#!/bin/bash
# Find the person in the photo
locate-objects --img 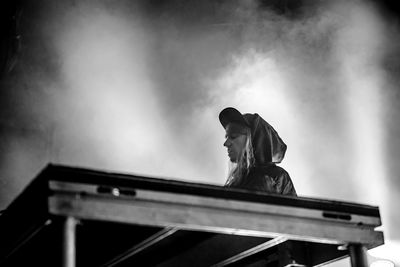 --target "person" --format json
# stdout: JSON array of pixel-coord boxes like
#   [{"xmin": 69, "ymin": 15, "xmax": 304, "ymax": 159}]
[{"xmin": 219, "ymin": 107, "xmax": 297, "ymax": 196}]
